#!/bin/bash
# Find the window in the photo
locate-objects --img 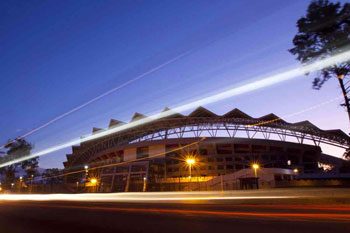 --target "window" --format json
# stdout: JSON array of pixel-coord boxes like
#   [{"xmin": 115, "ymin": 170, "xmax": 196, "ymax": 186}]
[
  {"xmin": 199, "ymin": 148, "xmax": 208, "ymax": 155},
  {"xmin": 131, "ymin": 165, "xmax": 146, "ymax": 172},
  {"xmin": 115, "ymin": 166, "xmax": 129, "ymax": 173},
  {"xmin": 167, "ymin": 168, "xmax": 179, "ymax": 172},
  {"xmin": 234, "ymin": 144, "xmax": 250, "ymax": 153},
  {"xmin": 102, "ymin": 167, "xmax": 114, "ymax": 174},
  {"xmin": 115, "ymin": 150, "xmax": 124, "ymax": 162},
  {"xmin": 261, "ymin": 154, "xmax": 269, "ymax": 160},
  {"xmin": 270, "ymin": 146, "xmax": 283, "ymax": 152},
  {"xmin": 165, "ymin": 144, "xmax": 181, "ymax": 157},
  {"xmin": 207, "ymin": 158, "xmax": 214, "ymax": 162},
  {"xmin": 274, "ymin": 175, "xmax": 282, "ymax": 181},
  {"xmin": 216, "ymin": 143, "xmax": 233, "ymax": 154},
  {"xmin": 137, "ymin": 147, "xmax": 149, "ymax": 159},
  {"xmin": 252, "ymin": 145, "xmax": 266, "ymax": 153}
]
